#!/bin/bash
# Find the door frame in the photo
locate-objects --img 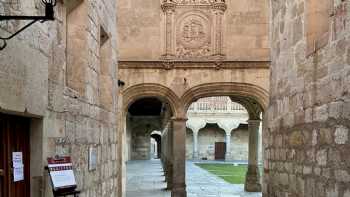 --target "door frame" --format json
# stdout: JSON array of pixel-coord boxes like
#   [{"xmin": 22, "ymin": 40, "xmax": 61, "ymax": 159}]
[
  {"xmin": 0, "ymin": 113, "xmax": 31, "ymax": 197},
  {"xmin": 214, "ymin": 142, "xmax": 226, "ymax": 160}
]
